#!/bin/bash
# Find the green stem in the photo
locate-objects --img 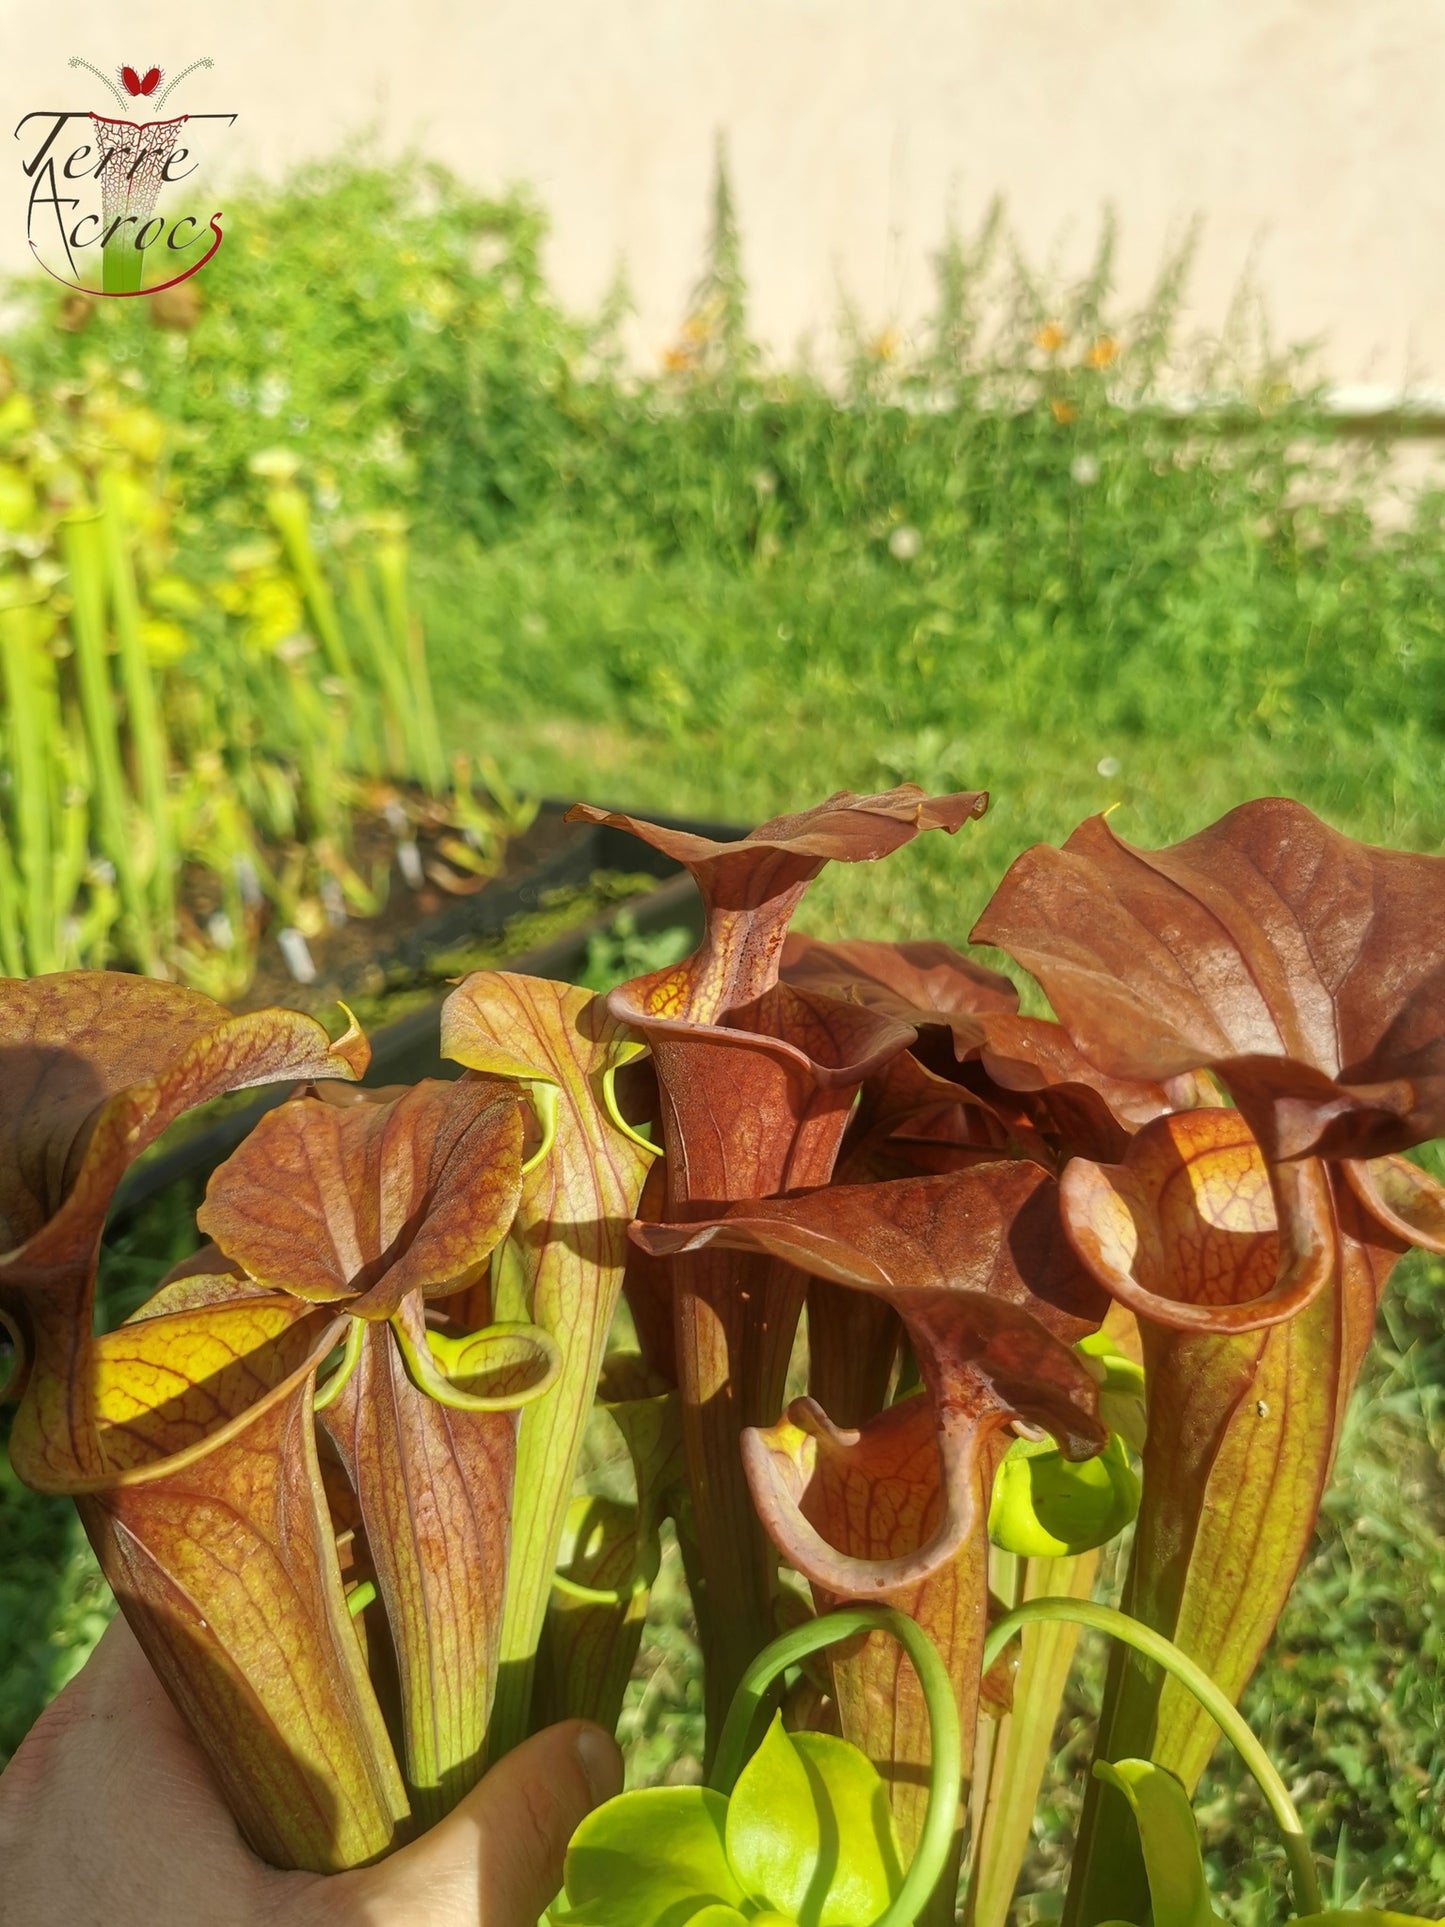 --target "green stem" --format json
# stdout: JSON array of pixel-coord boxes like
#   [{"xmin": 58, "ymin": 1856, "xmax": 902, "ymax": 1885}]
[
  {"xmin": 53, "ymin": 740, "xmax": 93, "ymax": 964},
  {"xmin": 548, "ymin": 1568, "xmax": 651, "ymax": 1610},
  {"xmin": 374, "ymin": 533, "xmax": 446, "ymax": 794},
  {"xmin": 62, "ymin": 511, "xmax": 158, "ymax": 973},
  {"xmin": 710, "ymin": 1604, "xmax": 963, "ymax": 1927},
  {"xmin": 102, "ymin": 231, "xmax": 144, "ymax": 296},
  {"xmin": 0, "ymin": 812, "xmax": 24, "ymax": 977},
  {"xmin": 266, "ymin": 487, "xmax": 354, "ymax": 682},
  {"xmin": 966, "ymin": 1549, "xmax": 1100, "ymax": 1927},
  {"xmin": 341, "ymin": 557, "xmax": 407, "ymax": 774},
  {"xmin": 0, "ymin": 592, "xmax": 55, "ymax": 972},
  {"xmin": 981, "ymin": 1598, "xmax": 1324, "ymax": 1919},
  {"xmin": 266, "ymin": 485, "xmax": 378, "ymax": 778},
  {"xmin": 279, "ymin": 655, "xmax": 344, "ymax": 848},
  {"xmin": 99, "ymin": 469, "xmax": 175, "ymax": 934}
]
